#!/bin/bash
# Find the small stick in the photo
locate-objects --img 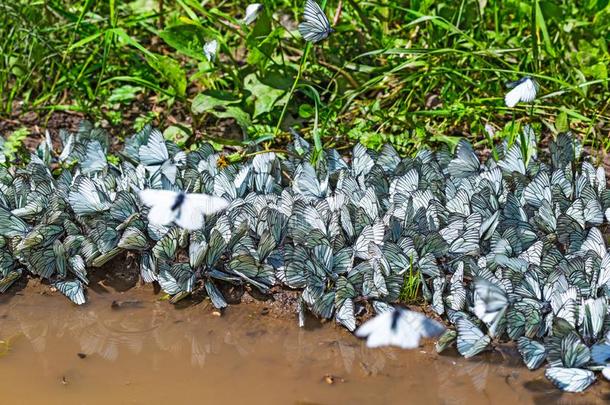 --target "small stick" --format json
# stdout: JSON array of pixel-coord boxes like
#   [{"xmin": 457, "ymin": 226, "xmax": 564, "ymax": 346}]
[{"xmin": 333, "ymin": 0, "xmax": 343, "ymax": 26}]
